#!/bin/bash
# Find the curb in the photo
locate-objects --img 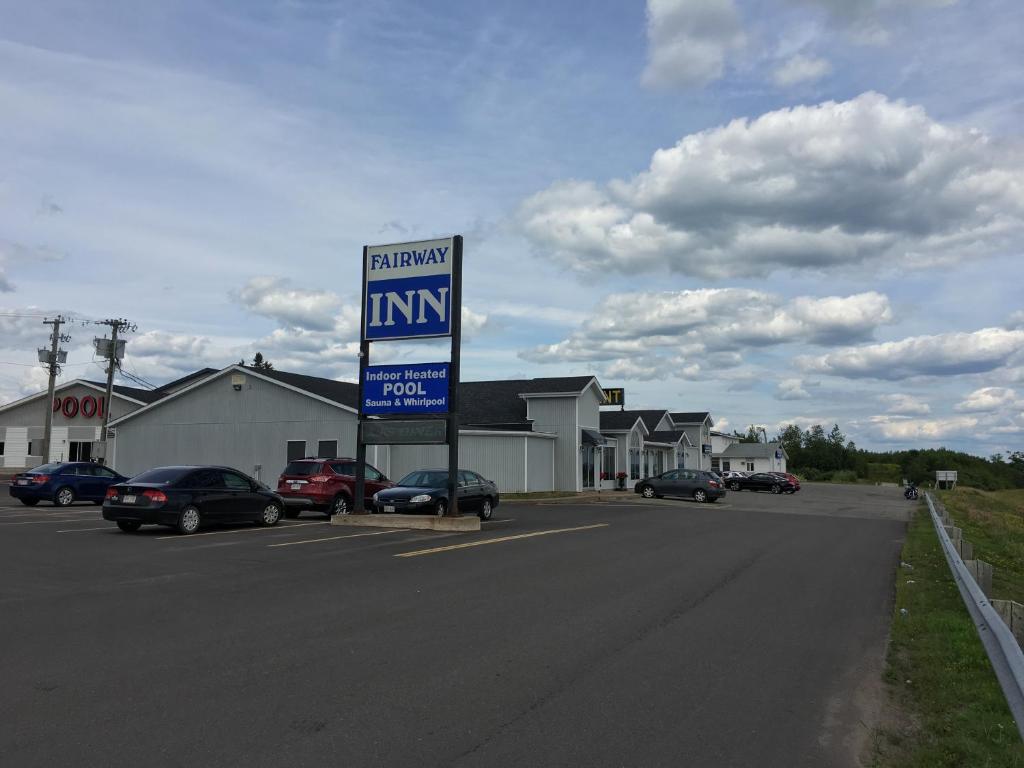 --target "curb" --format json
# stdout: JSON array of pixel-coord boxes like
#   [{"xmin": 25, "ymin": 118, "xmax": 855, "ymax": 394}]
[{"xmin": 331, "ymin": 513, "xmax": 480, "ymax": 532}]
